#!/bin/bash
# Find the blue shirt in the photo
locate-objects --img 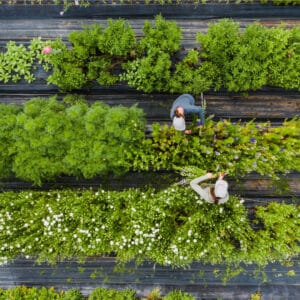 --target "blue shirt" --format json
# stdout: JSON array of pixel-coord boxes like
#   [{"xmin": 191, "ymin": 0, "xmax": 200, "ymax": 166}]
[{"xmin": 170, "ymin": 94, "xmax": 205, "ymax": 125}]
